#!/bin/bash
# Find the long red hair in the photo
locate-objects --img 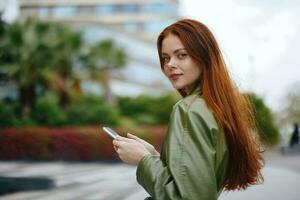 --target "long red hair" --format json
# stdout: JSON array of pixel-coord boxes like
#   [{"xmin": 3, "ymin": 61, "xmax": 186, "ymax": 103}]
[{"xmin": 157, "ymin": 19, "xmax": 264, "ymax": 190}]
